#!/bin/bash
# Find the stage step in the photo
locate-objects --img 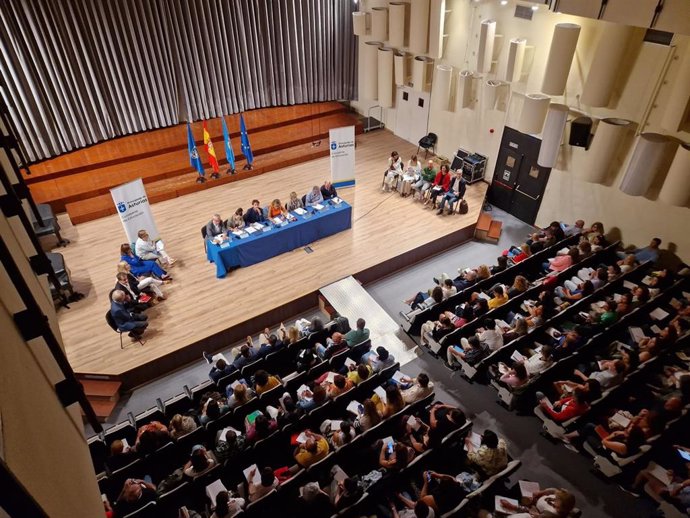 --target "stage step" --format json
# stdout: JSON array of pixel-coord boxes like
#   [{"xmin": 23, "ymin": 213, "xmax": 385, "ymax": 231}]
[
  {"xmin": 487, "ymin": 220, "xmax": 503, "ymax": 241},
  {"xmin": 79, "ymin": 379, "xmax": 122, "ymax": 422}
]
